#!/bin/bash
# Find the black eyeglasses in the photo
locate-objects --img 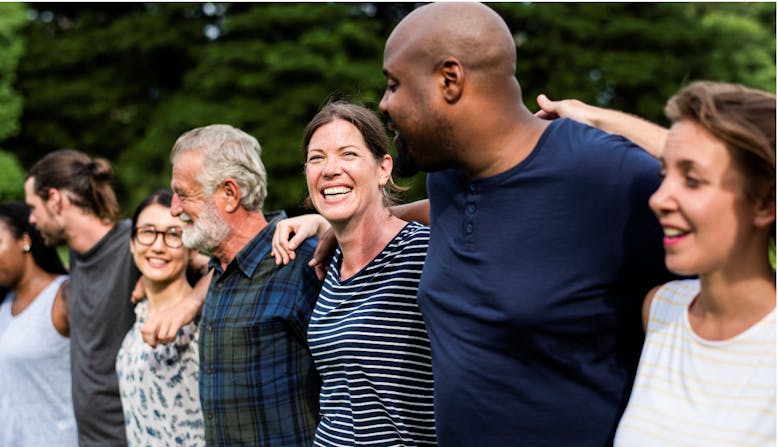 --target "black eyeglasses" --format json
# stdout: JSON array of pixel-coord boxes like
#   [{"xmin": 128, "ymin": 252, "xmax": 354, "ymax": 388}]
[{"xmin": 134, "ymin": 226, "xmax": 184, "ymax": 248}]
